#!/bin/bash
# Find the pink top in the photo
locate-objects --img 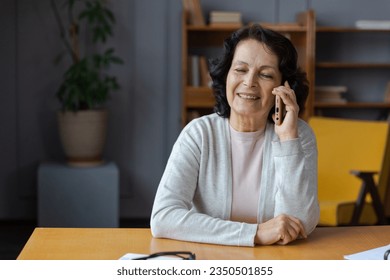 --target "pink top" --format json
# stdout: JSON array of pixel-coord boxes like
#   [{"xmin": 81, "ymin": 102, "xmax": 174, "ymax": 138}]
[{"xmin": 230, "ymin": 125, "xmax": 265, "ymax": 224}]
